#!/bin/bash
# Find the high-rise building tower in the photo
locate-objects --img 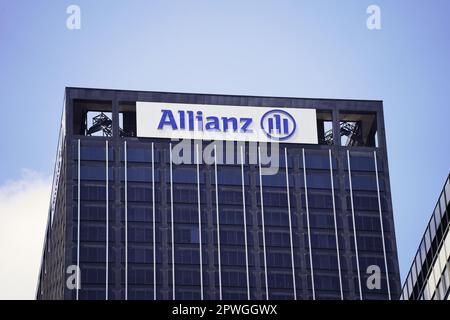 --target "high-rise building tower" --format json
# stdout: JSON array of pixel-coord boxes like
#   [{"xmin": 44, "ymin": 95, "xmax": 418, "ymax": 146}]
[
  {"xmin": 401, "ymin": 174, "xmax": 450, "ymax": 300},
  {"xmin": 36, "ymin": 87, "xmax": 401, "ymax": 300}
]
